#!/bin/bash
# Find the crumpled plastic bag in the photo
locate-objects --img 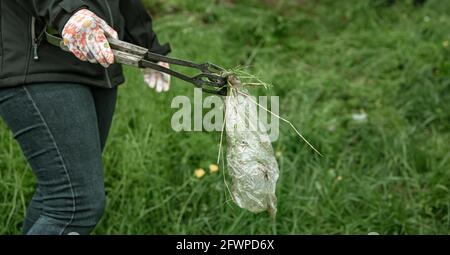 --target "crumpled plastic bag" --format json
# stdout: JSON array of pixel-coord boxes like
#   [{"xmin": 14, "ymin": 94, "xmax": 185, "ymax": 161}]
[{"xmin": 225, "ymin": 76, "xmax": 279, "ymax": 217}]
